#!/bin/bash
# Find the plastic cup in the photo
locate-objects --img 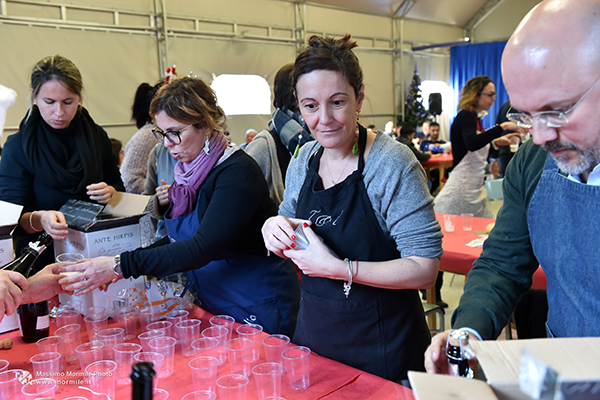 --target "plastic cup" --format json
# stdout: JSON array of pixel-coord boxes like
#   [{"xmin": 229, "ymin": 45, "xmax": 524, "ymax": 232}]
[
  {"xmin": 209, "ymin": 315, "xmax": 235, "ymax": 342},
  {"xmin": 181, "ymin": 390, "xmax": 217, "ymax": 400},
  {"xmin": 36, "ymin": 336, "xmax": 64, "ymax": 371},
  {"xmin": 57, "ymin": 309, "xmax": 81, "ymax": 328},
  {"xmin": 115, "ymin": 306, "xmax": 138, "ymax": 340},
  {"xmin": 55, "ymin": 323, "xmax": 82, "ymax": 365},
  {"xmin": 154, "ymin": 388, "xmax": 170, "ymax": 399},
  {"xmin": 82, "ymin": 306, "xmax": 106, "ymax": 317},
  {"xmin": 202, "ymin": 326, "xmax": 229, "ymax": 365},
  {"xmin": 0, "ymin": 360, "xmax": 8, "ymax": 373},
  {"xmin": 30, "ymin": 352, "xmax": 62, "ymax": 378},
  {"xmin": 282, "ymin": 346, "xmax": 311, "ymax": 390},
  {"xmin": 236, "ymin": 324, "xmax": 263, "ymax": 362},
  {"xmin": 0, "ymin": 369, "xmax": 30, "ymax": 400},
  {"xmin": 443, "ymin": 214, "xmax": 456, "ymax": 232},
  {"xmin": 166, "ymin": 309, "xmax": 189, "ymax": 338},
  {"xmin": 138, "ymin": 329, "xmax": 166, "ymax": 353},
  {"xmin": 147, "ymin": 320, "xmax": 173, "ymax": 337},
  {"xmin": 139, "ymin": 305, "xmax": 163, "ymax": 330},
  {"xmin": 60, "ymin": 299, "xmax": 82, "ymax": 314},
  {"xmin": 97, "ymin": 327, "xmax": 125, "ymax": 360},
  {"xmin": 84, "ymin": 314, "xmax": 109, "ymax": 340},
  {"xmin": 85, "ymin": 360, "xmax": 117, "ymax": 400},
  {"xmin": 510, "ymin": 137, "xmax": 520, "ymax": 152},
  {"xmin": 176, "ymin": 319, "xmax": 202, "ymax": 356},
  {"xmin": 75, "ymin": 340, "xmax": 105, "ymax": 371},
  {"xmin": 149, "ymin": 336, "xmax": 177, "ymax": 377},
  {"xmin": 226, "ymin": 338, "xmax": 253, "ymax": 377},
  {"xmin": 461, "ymin": 213, "xmax": 474, "ymax": 231},
  {"xmin": 21, "ymin": 378, "xmax": 56, "ymax": 399},
  {"xmin": 134, "ymin": 352, "xmax": 164, "ymax": 390},
  {"xmin": 191, "ymin": 337, "xmax": 219, "ymax": 359},
  {"xmin": 262, "ymin": 334, "xmax": 290, "ymax": 370},
  {"xmin": 216, "ymin": 374, "xmax": 248, "ymax": 400},
  {"xmin": 56, "ymin": 253, "xmax": 85, "ymax": 263},
  {"xmin": 189, "ymin": 356, "xmax": 219, "ymax": 393},
  {"xmin": 252, "ymin": 362, "xmax": 283, "ymax": 399},
  {"xmin": 113, "ymin": 343, "xmax": 143, "ymax": 385}
]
